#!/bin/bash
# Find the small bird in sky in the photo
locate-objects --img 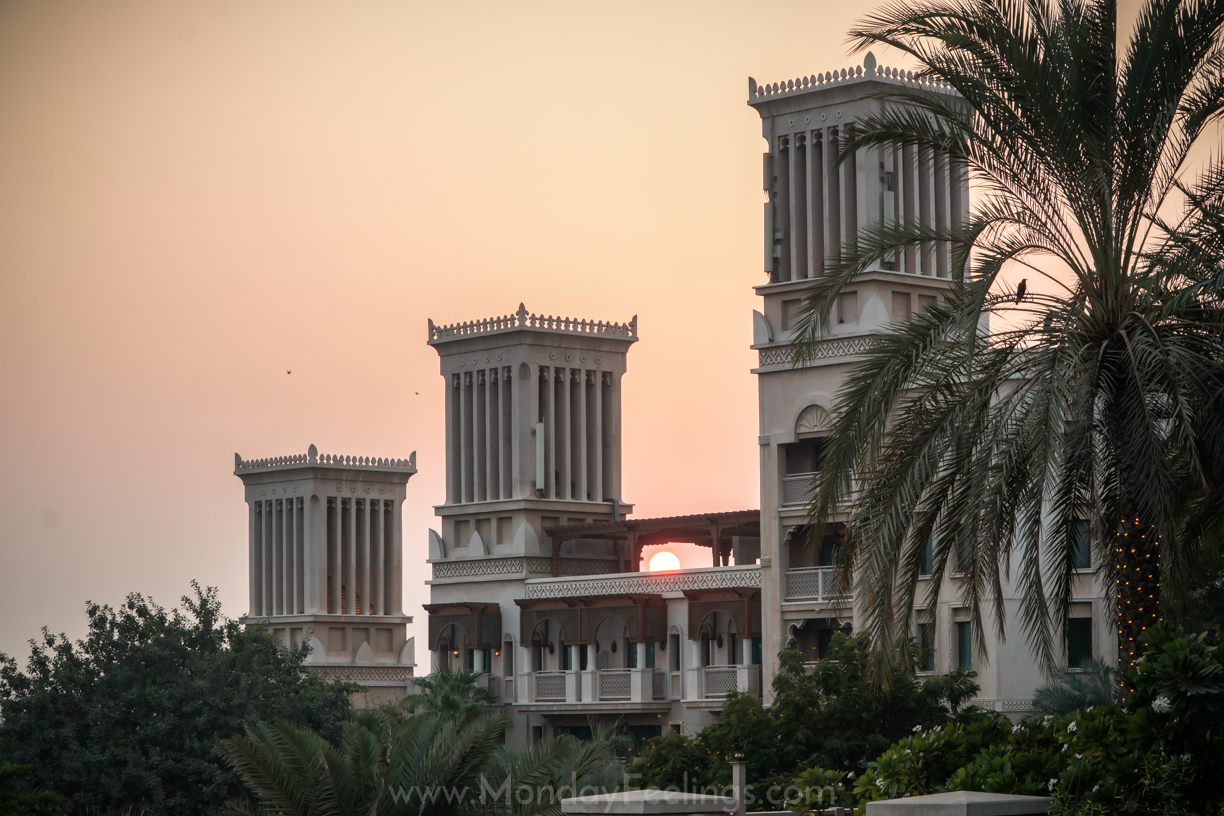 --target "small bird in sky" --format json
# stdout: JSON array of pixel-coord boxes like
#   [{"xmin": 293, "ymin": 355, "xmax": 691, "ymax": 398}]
[
  {"xmin": 287, "ymin": 370, "xmax": 292, "ymax": 374},
  {"xmin": 1015, "ymin": 279, "xmax": 1027, "ymax": 303},
  {"xmin": 415, "ymin": 391, "xmax": 419, "ymax": 395}
]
